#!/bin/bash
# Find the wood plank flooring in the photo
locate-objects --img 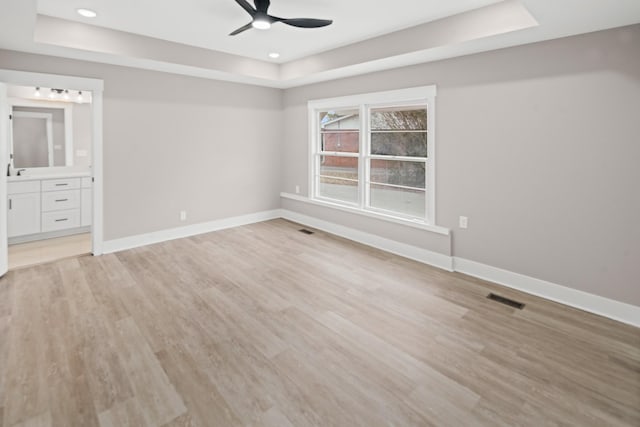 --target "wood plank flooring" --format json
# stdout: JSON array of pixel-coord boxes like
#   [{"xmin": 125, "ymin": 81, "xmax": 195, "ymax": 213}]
[
  {"xmin": 8, "ymin": 233, "xmax": 92, "ymax": 270},
  {"xmin": 0, "ymin": 219, "xmax": 638, "ymax": 426}
]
